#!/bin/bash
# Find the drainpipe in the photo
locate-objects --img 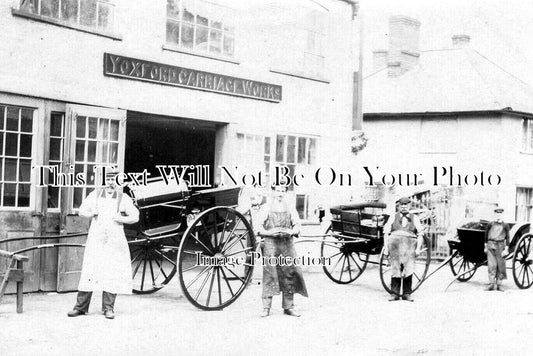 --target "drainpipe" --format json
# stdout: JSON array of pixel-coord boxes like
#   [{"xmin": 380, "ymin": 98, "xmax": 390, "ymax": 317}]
[{"xmin": 337, "ymin": 0, "xmax": 366, "ymax": 152}]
